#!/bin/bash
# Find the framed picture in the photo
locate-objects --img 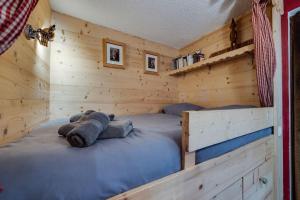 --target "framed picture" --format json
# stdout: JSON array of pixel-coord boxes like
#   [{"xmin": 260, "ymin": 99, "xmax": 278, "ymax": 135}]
[
  {"xmin": 103, "ymin": 39, "xmax": 126, "ymax": 69},
  {"xmin": 144, "ymin": 51, "xmax": 159, "ymax": 75}
]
